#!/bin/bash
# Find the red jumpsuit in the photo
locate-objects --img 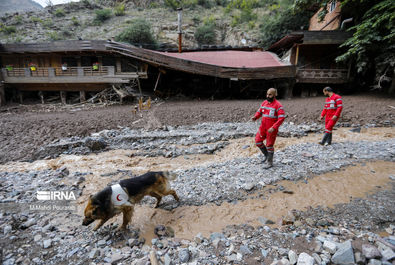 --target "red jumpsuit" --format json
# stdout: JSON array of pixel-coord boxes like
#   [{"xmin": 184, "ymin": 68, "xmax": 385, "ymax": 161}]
[
  {"xmin": 254, "ymin": 99, "xmax": 285, "ymax": 152},
  {"xmin": 321, "ymin": 93, "xmax": 343, "ymax": 134}
]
